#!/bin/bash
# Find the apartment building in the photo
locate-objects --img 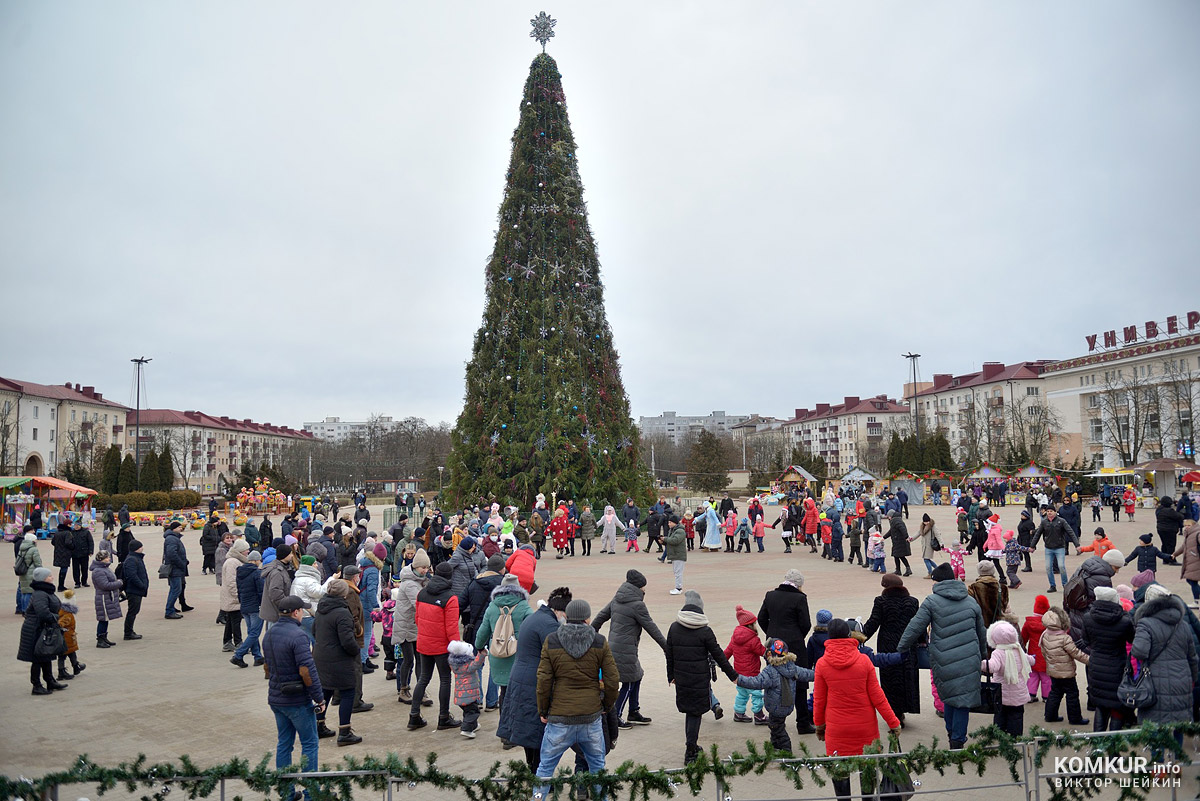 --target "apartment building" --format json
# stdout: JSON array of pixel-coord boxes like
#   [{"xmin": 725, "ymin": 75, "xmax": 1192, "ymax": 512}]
[
  {"xmin": 781, "ymin": 395, "xmax": 908, "ymax": 473},
  {"xmin": 0, "ymin": 378, "xmax": 130, "ymax": 477}
]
